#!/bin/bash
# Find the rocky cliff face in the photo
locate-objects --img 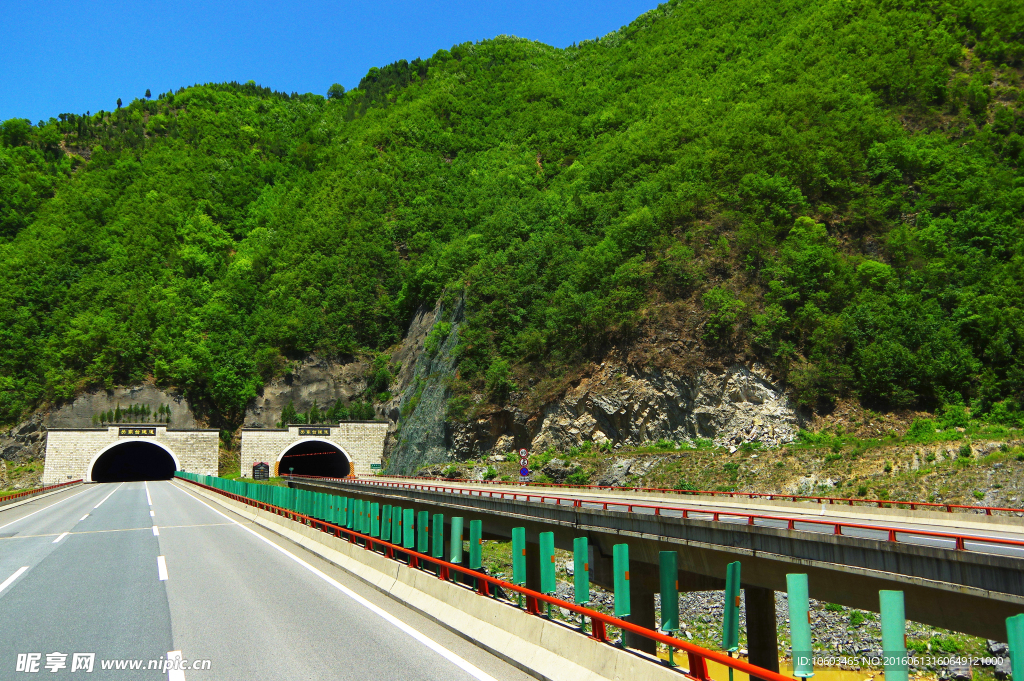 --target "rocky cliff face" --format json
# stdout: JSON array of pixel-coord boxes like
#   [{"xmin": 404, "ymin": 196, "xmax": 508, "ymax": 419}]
[
  {"xmin": 377, "ymin": 294, "xmax": 803, "ymax": 474},
  {"xmin": 383, "ymin": 298, "xmax": 462, "ymax": 474},
  {"xmin": 0, "ymin": 384, "xmax": 199, "ymax": 464},
  {"xmin": 446, "ymin": 362, "xmax": 802, "ymax": 463},
  {"xmin": 244, "ymin": 354, "xmax": 369, "ymax": 427}
]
